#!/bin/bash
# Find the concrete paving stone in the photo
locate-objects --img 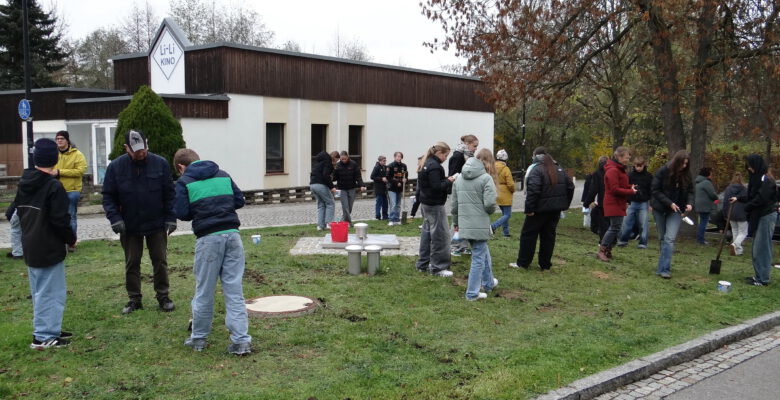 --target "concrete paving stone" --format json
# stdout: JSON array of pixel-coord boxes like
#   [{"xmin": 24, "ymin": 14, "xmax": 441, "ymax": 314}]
[{"xmin": 659, "ymin": 377, "xmax": 677, "ymax": 385}]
